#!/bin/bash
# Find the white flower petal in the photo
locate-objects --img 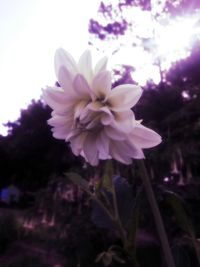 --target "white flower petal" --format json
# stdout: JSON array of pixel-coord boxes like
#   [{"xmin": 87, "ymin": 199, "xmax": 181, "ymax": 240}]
[
  {"xmin": 98, "ymin": 106, "xmax": 114, "ymax": 125},
  {"xmin": 42, "ymin": 87, "xmax": 71, "ymax": 113},
  {"xmin": 109, "ymin": 141, "xmax": 133, "ymax": 164},
  {"xmin": 94, "ymin": 56, "xmax": 108, "ymax": 75},
  {"xmin": 79, "ymin": 107, "xmax": 94, "ymax": 123},
  {"xmin": 125, "ymin": 141, "xmax": 145, "ymax": 159},
  {"xmin": 101, "ymin": 113, "xmax": 114, "ymax": 125},
  {"xmin": 130, "ymin": 123, "xmax": 162, "ymax": 148},
  {"xmin": 108, "ymin": 85, "xmax": 142, "ymax": 111},
  {"xmin": 74, "ymin": 100, "xmax": 88, "ymax": 120},
  {"xmin": 85, "ymin": 117, "xmax": 100, "ymax": 129},
  {"xmin": 87, "ymin": 104, "xmax": 114, "ymax": 125},
  {"xmin": 48, "ymin": 115, "xmax": 73, "ymax": 128},
  {"xmin": 78, "ymin": 50, "xmax": 93, "ymax": 84},
  {"xmin": 111, "ymin": 110, "xmax": 134, "ymax": 133},
  {"xmin": 43, "ymin": 86, "xmax": 66, "ymax": 103},
  {"xmin": 83, "ymin": 134, "xmax": 99, "ymax": 166},
  {"xmin": 57, "ymin": 67, "xmax": 77, "ymax": 98},
  {"xmin": 55, "ymin": 48, "xmax": 78, "ymax": 78},
  {"xmin": 96, "ymin": 131, "xmax": 110, "ymax": 160},
  {"xmin": 87, "ymin": 101, "xmax": 103, "ymax": 111},
  {"xmin": 92, "ymin": 71, "xmax": 111, "ymax": 98},
  {"xmin": 110, "ymin": 140, "xmax": 144, "ymax": 164},
  {"xmin": 125, "ymin": 140, "xmax": 144, "ymax": 158},
  {"xmin": 104, "ymin": 126, "xmax": 126, "ymax": 141},
  {"xmin": 73, "ymin": 74, "xmax": 92, "ymax": 99},
  {"xmin": 52, "ymin": 125, "xmax": 71, "ymax": 140},
  {"xmin": 70, "ymin": 132, "xmax": 87, "ymax": 156}
]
